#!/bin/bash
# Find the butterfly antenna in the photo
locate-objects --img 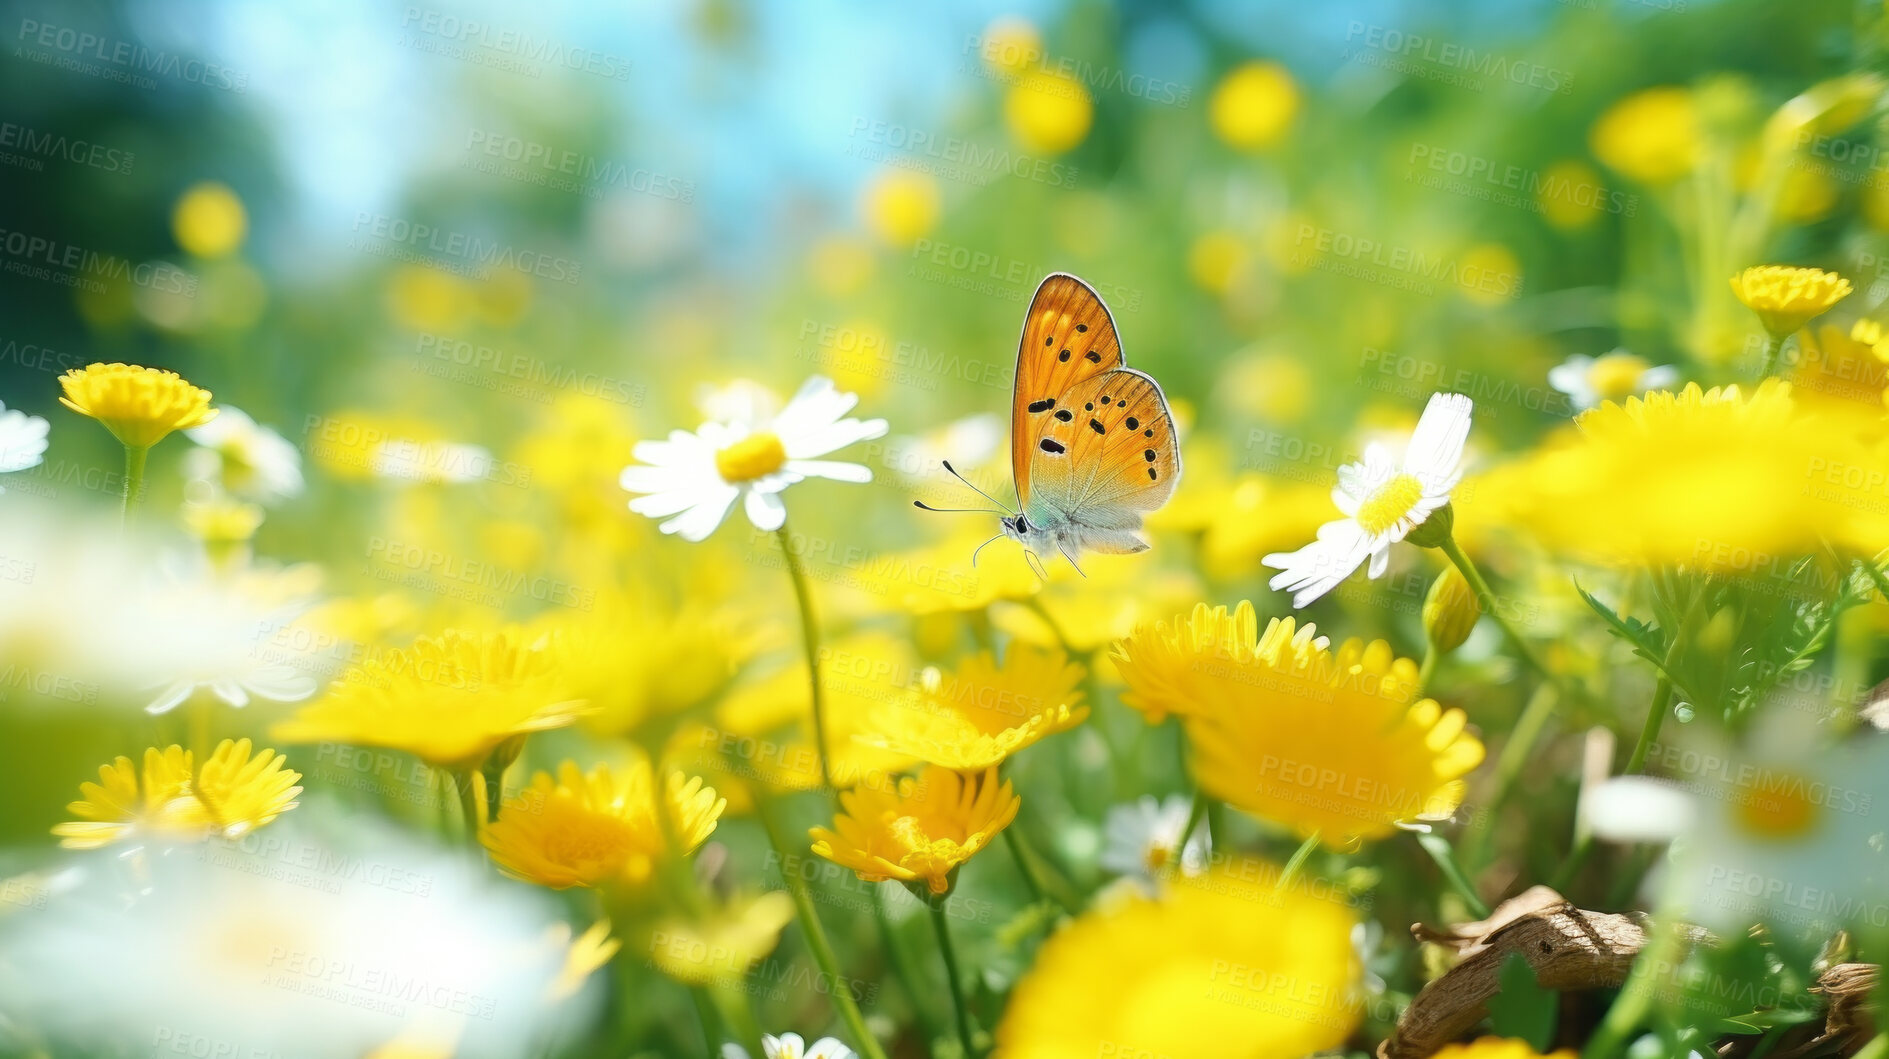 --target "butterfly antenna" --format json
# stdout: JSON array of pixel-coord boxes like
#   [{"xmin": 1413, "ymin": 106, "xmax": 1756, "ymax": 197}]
[
  {"xmin": 1056, "ymin": 540, "xmax": 1088, "ymax": 579},
  {"xmin": 940, "ymin": 460, "xmax": 1016, "ymax": 513},
  {"xmin": 969, "ymin": 531, "xmax": 1005, "ymax": 567},
  {"xmin": 913, "ymin": 501, "xmax": 1006, "ymax": 515}
]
